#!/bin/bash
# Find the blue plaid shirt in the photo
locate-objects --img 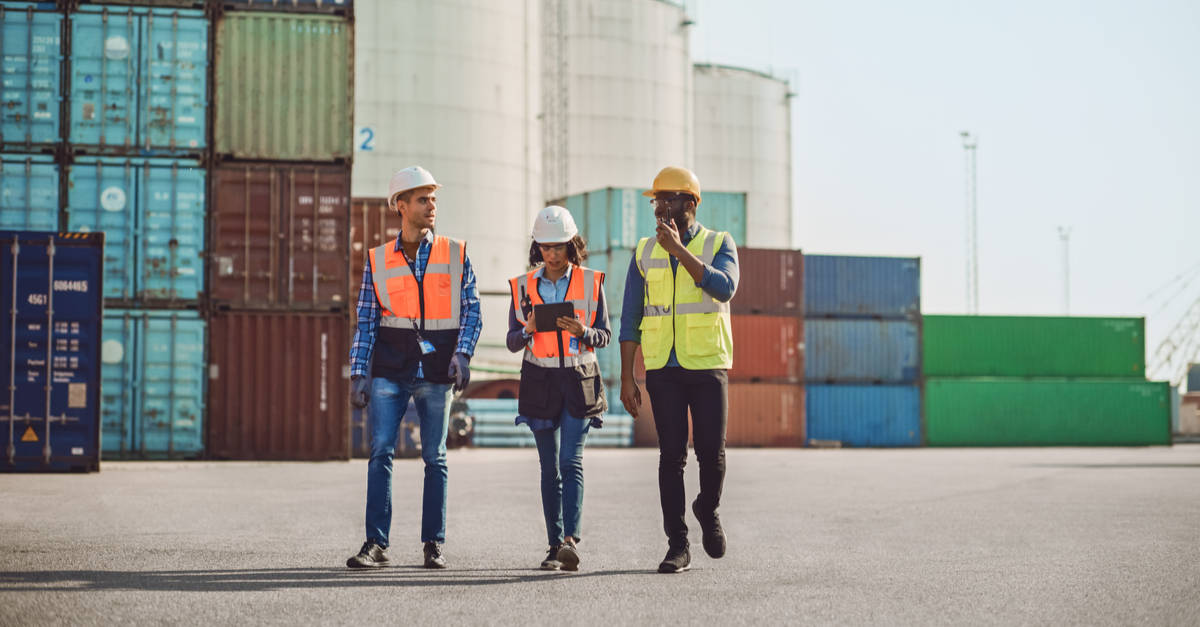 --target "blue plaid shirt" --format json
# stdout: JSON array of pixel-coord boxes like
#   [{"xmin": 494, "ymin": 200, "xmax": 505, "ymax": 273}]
[{"xmin": 350, "ymin": 230, "xmax": 482, "ymax": 379}]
